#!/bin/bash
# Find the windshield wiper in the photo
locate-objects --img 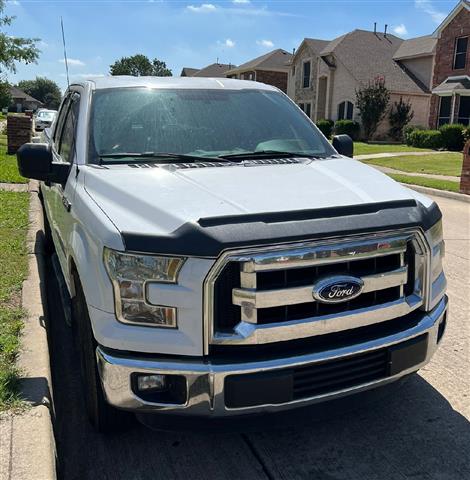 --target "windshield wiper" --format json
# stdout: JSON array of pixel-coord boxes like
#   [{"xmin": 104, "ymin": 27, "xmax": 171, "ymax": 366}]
[
  {"xmin": 99, "ymin": 152, "xmax": 232, "ymax": 164},
  {"xmin": 219, "ymin": 150, "xmax": 323, "ymax": 160}
]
